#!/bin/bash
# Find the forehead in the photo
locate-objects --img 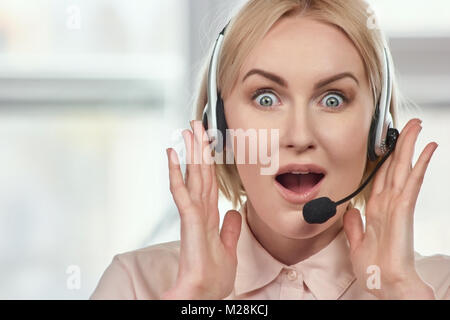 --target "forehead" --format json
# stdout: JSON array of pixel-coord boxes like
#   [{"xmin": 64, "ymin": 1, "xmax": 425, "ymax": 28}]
[{"xmin": 239, "ymin": 16, "xmax": 368, "ymax": 87}]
